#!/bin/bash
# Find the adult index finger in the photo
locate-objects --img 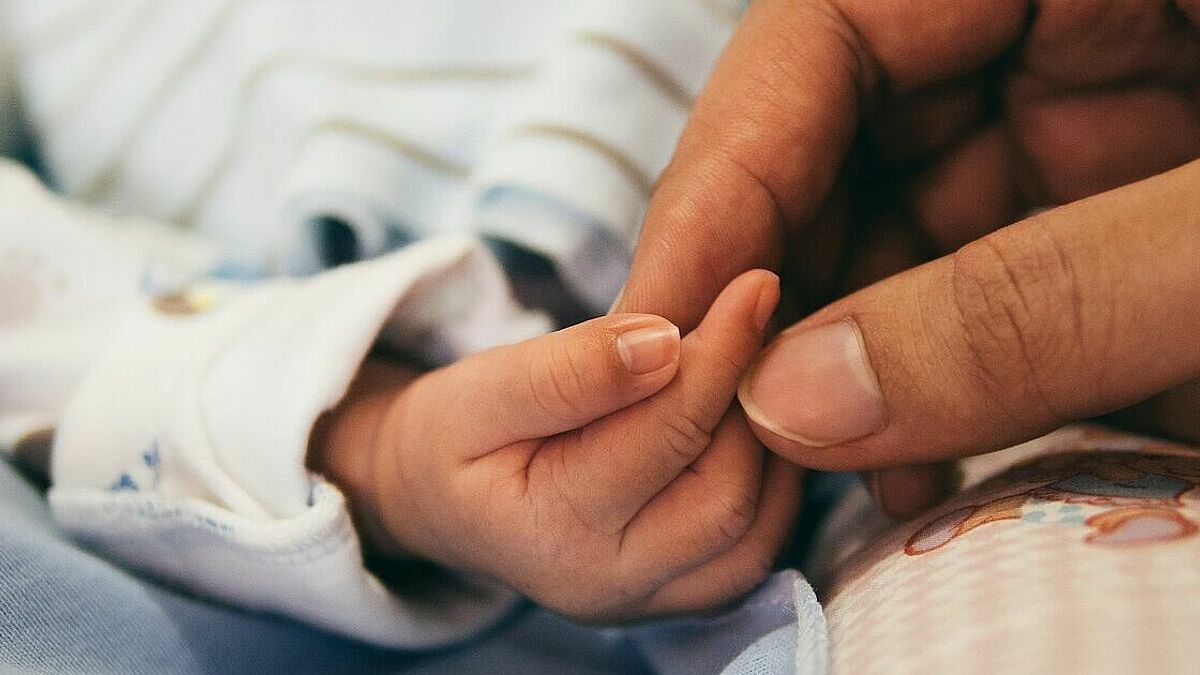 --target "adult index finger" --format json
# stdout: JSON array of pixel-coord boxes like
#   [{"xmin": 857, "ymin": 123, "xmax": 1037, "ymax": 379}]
[{"xmin": 614, "ymin": 0, "xmax": 1026, "ymax": 330}]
